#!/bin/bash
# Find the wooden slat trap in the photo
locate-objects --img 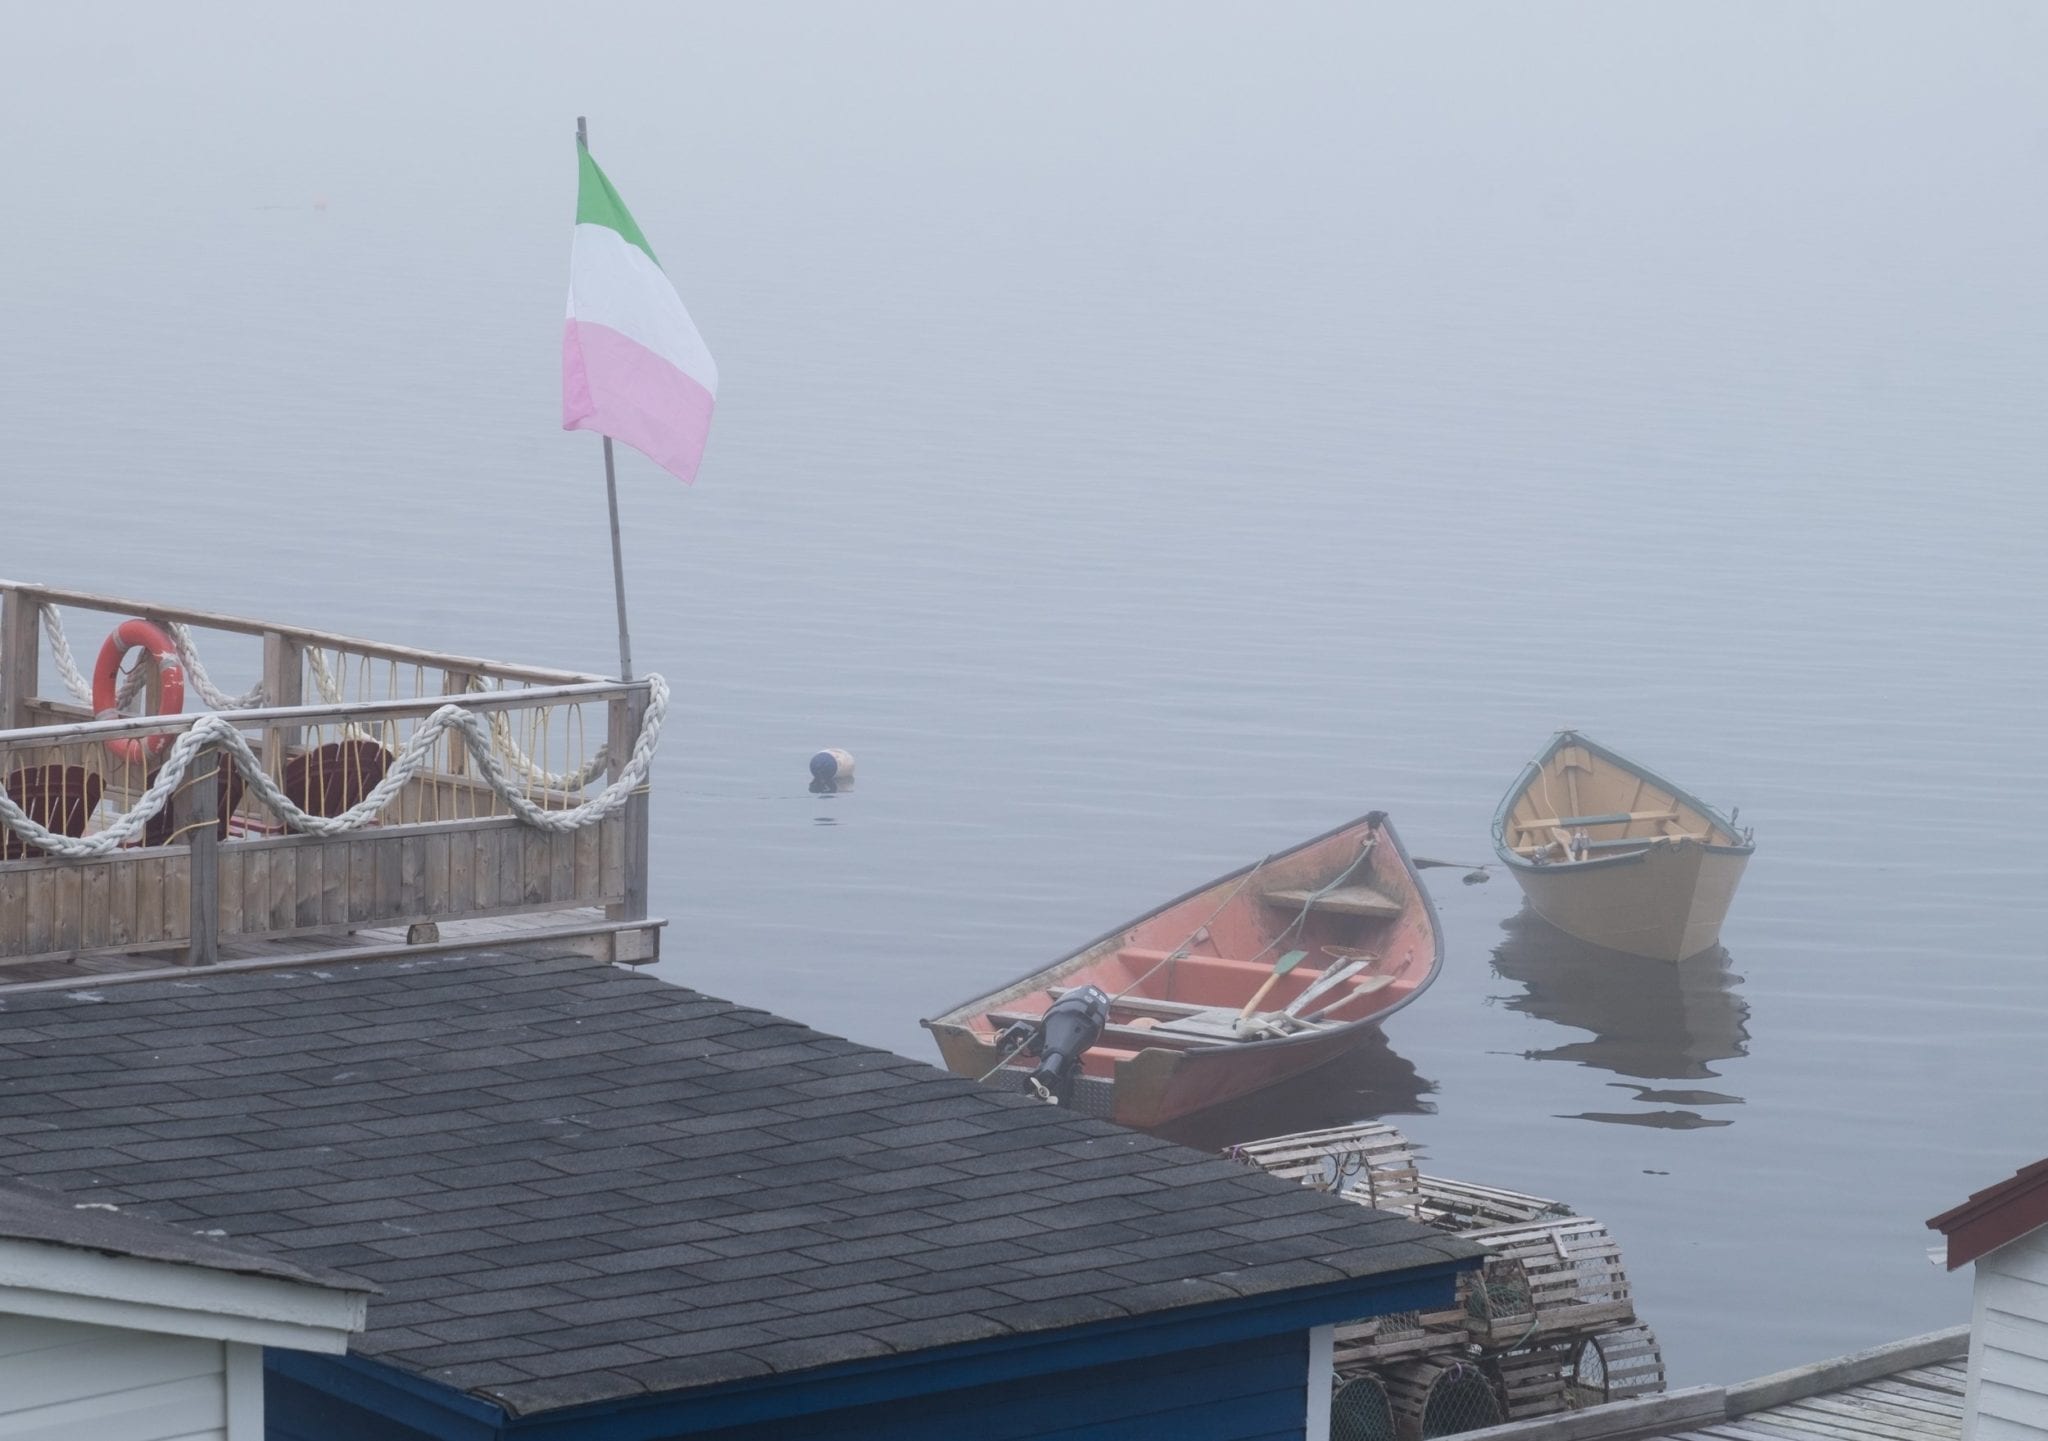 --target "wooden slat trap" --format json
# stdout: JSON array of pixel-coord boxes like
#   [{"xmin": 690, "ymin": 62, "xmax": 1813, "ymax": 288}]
[{"xmin": 1233, "ymin": 1121, "xmax": 1666, "ymax": 1438}]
